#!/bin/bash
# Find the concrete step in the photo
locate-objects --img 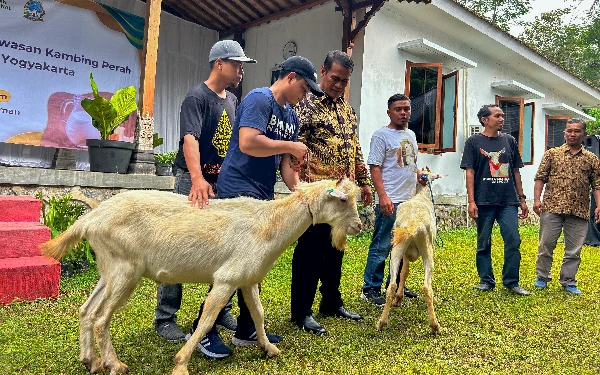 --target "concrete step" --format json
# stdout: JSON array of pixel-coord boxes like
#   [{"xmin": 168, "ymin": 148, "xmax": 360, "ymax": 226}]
[
  {"xmin": 0, "ymin": 196, "xmax": 42, "ymax": 223},
  {"xmin": 0, "ymin": 222, "xmax": 51, "ymax": 259},
  {"xmin": 0, "ymin": 256, "xmax": 61, "ymax": 304}
]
